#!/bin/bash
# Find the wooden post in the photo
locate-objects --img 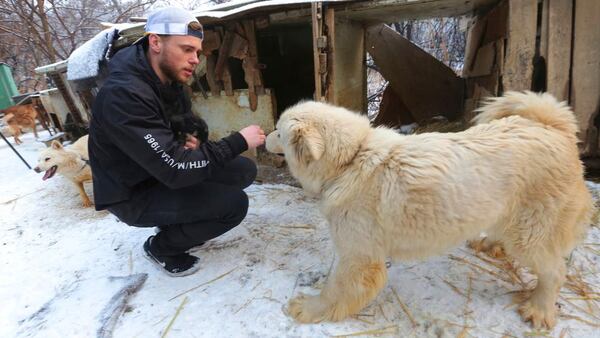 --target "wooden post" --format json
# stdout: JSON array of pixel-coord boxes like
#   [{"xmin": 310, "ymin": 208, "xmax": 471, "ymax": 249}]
[
  {"xmin": 205, "ymin": 54, "xmax": 222, "ymax": 96},
  {"xmin": 544, "ymin": 0, "xmax": 573, "ymax": 102},
  {"xmin": 502, "ymin": 0, "xmax": 538, "ymax": 91},
  {"xmin": 215, "ymin": 30, "xmax": 235, "ymax": 81},
  {"xmin": 311, "ymin": 2, "xmax": 323, "ymax": 101},
  {"xmin": 325, "ymin": 7, "xmax": 335, "ymax": 103},
  {"xmin": 571, "ymin": 0, "xmax": 600, "ymax": 156}
]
